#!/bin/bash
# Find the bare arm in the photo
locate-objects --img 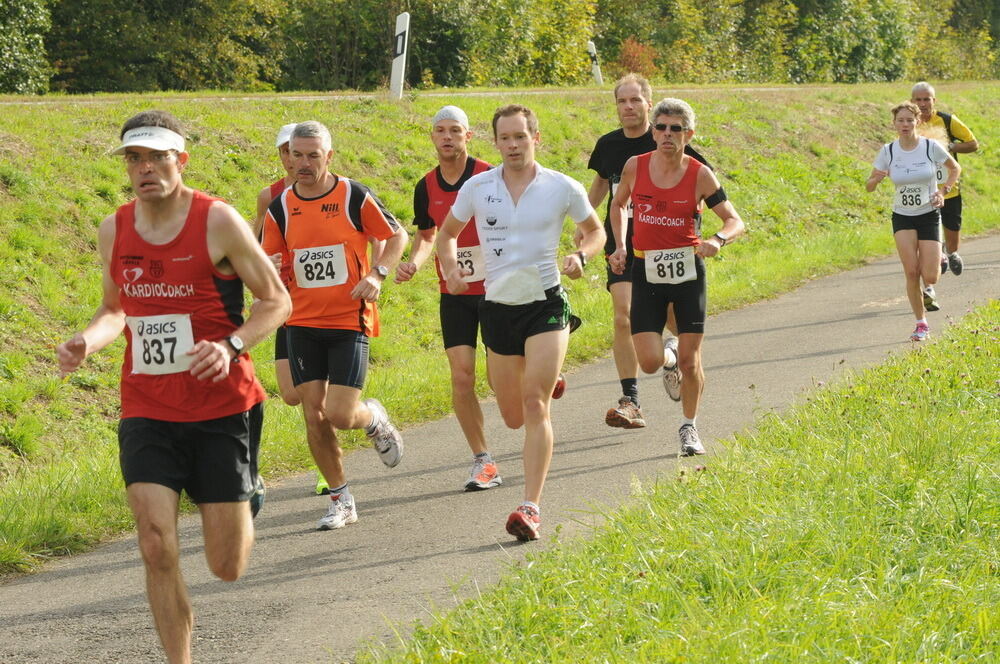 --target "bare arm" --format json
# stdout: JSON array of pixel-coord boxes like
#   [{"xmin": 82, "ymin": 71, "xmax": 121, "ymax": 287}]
[
  {"xmin": 56, "ymin": 215, "xmax": 127, "ymax": 375},
  {"xmin": 194, "ymin": 203, "xmax": 290, "ymax": 381},
  {"xmin": 607, "ymin": 157, "xmax": 636, "ymax": 274},
  {"xmin": 696, "ymin": 168, "xmax": 745, "ymax": 258},
  {"xmin": 950, "ymin": 139, "xmax": 978, "ymax": 154},
  {"xmin": 252, "ymin": 186, "xmax": 272, "ymax": 239},
  {"xmin": 562, "ymin": 212, "xmax": 605, "ymax": 279},
  {"xmin": 351, "ymin": 224, "xmax": 409, "ymax": 302},
  {"xmin": 435, "ymin": 212, "xmax": 471, "ymax": 295},
  {"xmin": 931, "ymin": 156, "xmax": 962, "ymax": 208},
  {"xmin": 395, "ymin": 227, "xmax": 437, "ymax": 283},
  {"xmin": 866, "ymin": 167, "xmax": 888, "ymax": 193}
]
